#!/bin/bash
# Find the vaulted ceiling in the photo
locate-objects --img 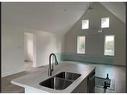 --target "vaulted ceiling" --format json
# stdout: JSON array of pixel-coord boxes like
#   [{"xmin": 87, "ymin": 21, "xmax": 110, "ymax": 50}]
[
  {"xmin": 101, "ymin": 2, "xmax": 125, "ymax": 24},
  {"xmin": 2, "ymin": 2, "xmax": 125, "ymax": 34},
  {"xmin": 2, "ymin": 2, "xmax": 90, "ymax": 33}
]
